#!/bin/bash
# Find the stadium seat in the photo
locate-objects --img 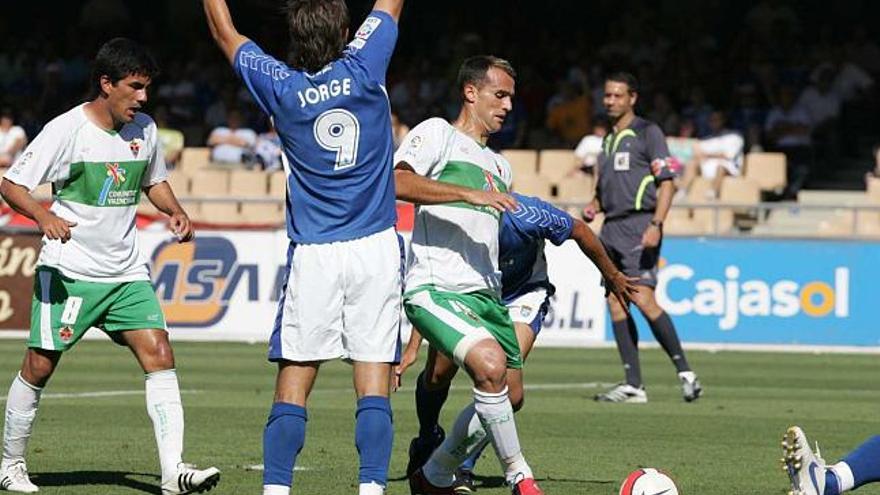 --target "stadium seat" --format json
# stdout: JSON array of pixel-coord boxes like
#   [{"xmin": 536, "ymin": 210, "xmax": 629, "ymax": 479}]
[
  {"xmin": 189, "ymin": 168, "xmax": 230, "ymax": 198},
  {"xmin": 512, "ymin": 174, "xmax": 552, "ymax": 198},
  {"xmin": 501, "ymin": 150, "xmax": 538, "ymax": 178},
  {"xmin": 555, "ymin": 174, "xmax": 593, "ymax": 203},
  {"xmin": 719, "ymin": 176, "xmax": 761, "ymax": 230},
  {"xmin": 166, "ymin": 170, "xmax": 190, "ymax": 197},
  {"xmin": 240, "ymin": 203, "xmax": 285, "ymax": 224},
  {"xmin": 191, "ymin": 200, "xmax": 241, "ymax": 224},
  {"xmin": 744, "ymin": 152, "xmax": 787, "ymax": 193},
  {"xmin": 664, "ymin": 207, "xmax": 709, "ymax": 235},
  {"xmin": 686, "ymin": 177, "xmax": 714, "ymax": 203},
  {"xmin": 229, "ymin": 169, "xmax": 269, "ymax": 198},
  {"xmin": 178, "ymin": 147, "xmax": 212, "ymax": 175},
  {"xmin": 867, "ymin": 176, "xmax": 880, "ymax": 200},
  {"xmin": 269, "ymin": 171, "xmax": 287, "ymax": 197},
  {"xmin": 538, "ymin": 149, "xmax": 578, "ymax": 184}
]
